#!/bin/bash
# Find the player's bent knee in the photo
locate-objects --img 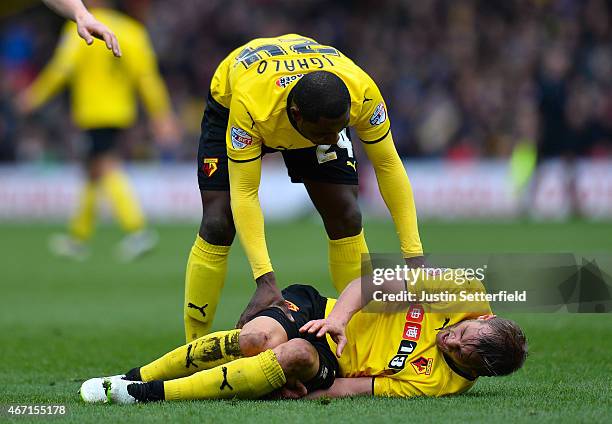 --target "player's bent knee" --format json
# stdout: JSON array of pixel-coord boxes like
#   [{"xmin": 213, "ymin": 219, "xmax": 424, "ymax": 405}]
[
  {"xmin": 274, "ymin": 339, "xmax": 318, "ymax": 377},
  {"xmin": 342, "ymin": 206, "xmax": 362, "ymax": 233},
  {"xmin": 199, "ymin": 191, "xmax": 235, "ymax": 244},
  {"xmin": 199, "ymin": 215, "xmax": 235, "ymax": 245},
  {"xmin": 327, "ymin": 206, "xmax": 362, "ymax": 238},
  {"xmin": 239, "ymin": 317, "xmax": 288, "ymax": 356},
  {"xmin": 239, "ymin": 330, "xmax": 269, "ymax": 356}
]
